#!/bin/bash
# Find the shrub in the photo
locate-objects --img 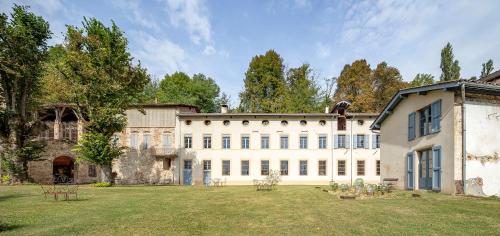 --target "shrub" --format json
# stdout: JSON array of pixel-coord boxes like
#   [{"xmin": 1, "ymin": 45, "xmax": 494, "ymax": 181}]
[
  {"xmin": 1, "ymin": 175, "xmax": 10, "ymax": 184},
  {"xmin": 329, "ymin": 181, "xmax": 339, "ymax": 191},
  {"xmin": 339, "ymin": 184, "xmax": 349, "ymax": 192},
  {"xmin": 91, "ymin": 182, "xmax": 112, "ymax": 187}
]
